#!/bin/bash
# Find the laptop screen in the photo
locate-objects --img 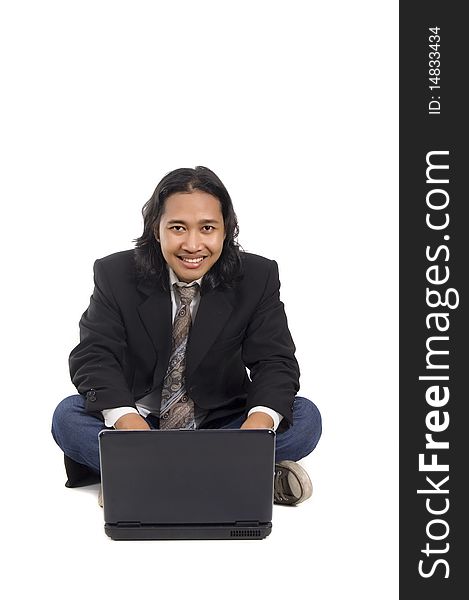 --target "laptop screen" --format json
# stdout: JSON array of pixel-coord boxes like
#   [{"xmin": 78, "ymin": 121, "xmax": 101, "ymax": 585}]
[{"xmin": 99, "ymin": 429, "xmax": 275, "ymax": 528}]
